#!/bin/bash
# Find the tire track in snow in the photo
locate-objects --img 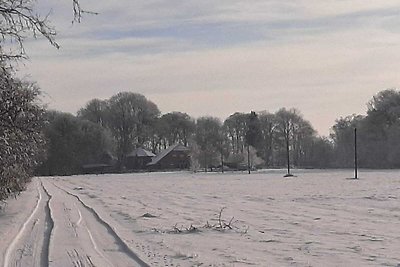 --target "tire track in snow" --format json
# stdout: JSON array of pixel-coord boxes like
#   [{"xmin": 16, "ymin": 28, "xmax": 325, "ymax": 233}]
[
  {"xmin": 41, "ymin": 181, "xmax": 54, "ymax": 267},
  {"xmin": 76, "ymin": 206, "xmax": 83, "ymax": 226},
  {"xmin": 66, "ymin": 249, "xmax": 96, "ymax": 267},
  {"xmin": 3, "ymin": 181, "xmax": 42, "ymax": 267},
  {"xmin": 3, "ymin": 180, "xmax": 54, "ymax": 267},
  {"xmin": 73, "ymin": 205, "xmax": 115, "ymax": 266},
  {"xmin": 44, "ymin": 180, "xmax": 114, "ymax": 267},
  {"xmin": 50, "ymin": 181, "xmax": 150, "ymax": 267},
  {"xmin": 83, "ymin": 212, "xmax": 115, "ymax": 267}
]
